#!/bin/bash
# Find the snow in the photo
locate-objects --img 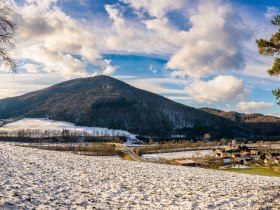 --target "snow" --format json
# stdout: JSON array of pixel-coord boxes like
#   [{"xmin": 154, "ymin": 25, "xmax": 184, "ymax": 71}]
[
  {"xmin": 0, "ymin": 143, "xmax": 279, "ymax": 209},
  {"xmin": 0, "ymin": 118, "xmax": 138, "ymax": 142},
  {"xmin": 231, "ymin": 165, "xmax": 249, "ymax": 169},
  {"xmin": 142, "ymin": 150, "xmax": 214, "ymax": 160}
]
